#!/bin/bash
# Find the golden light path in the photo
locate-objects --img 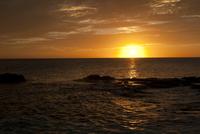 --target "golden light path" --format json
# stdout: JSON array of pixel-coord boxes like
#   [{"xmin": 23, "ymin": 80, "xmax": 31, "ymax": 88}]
[{"xmin": 119, "ymin": 44, "xmax": 146, "ymax": 58}]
